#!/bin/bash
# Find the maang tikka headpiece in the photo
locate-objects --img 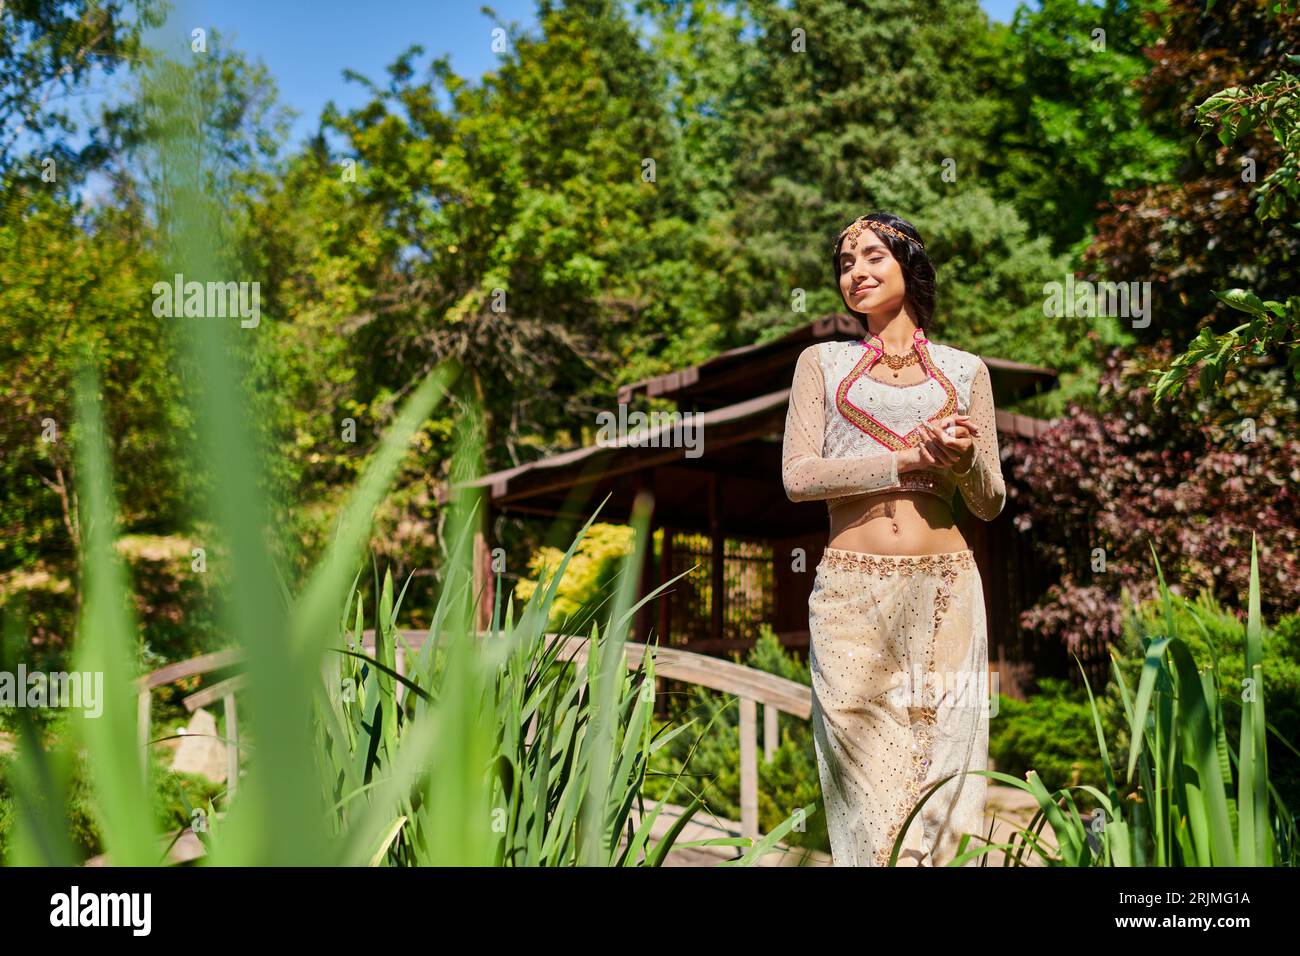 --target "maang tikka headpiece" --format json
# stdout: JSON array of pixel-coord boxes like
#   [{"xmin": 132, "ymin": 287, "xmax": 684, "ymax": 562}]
[{"xmin": 836, "ymin": 216, "xmax": 923, "ymax": 254}]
